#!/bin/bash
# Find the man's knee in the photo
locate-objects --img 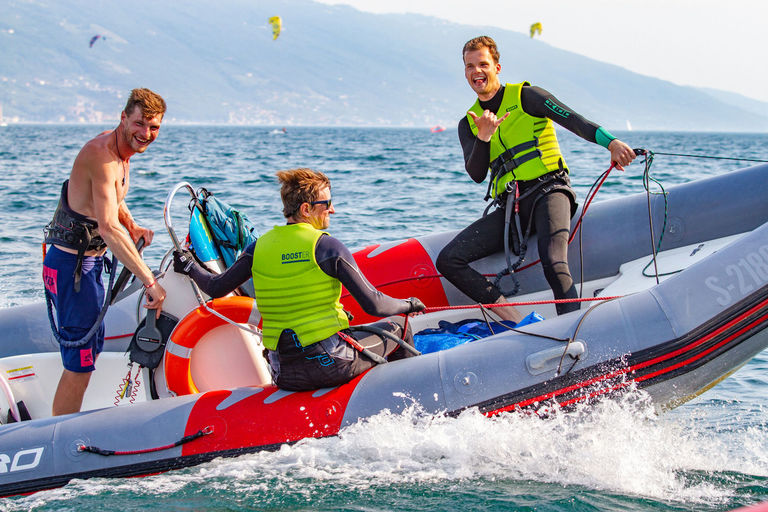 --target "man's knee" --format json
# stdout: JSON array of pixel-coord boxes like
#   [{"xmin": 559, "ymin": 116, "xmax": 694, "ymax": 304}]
[
  {"xmin": 436, "ymin": 246, "xmax": 459, "ymax": 277},
  {"xmin": 59, "ymin": 368, "xmax": 92, "ymax": 388}
]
